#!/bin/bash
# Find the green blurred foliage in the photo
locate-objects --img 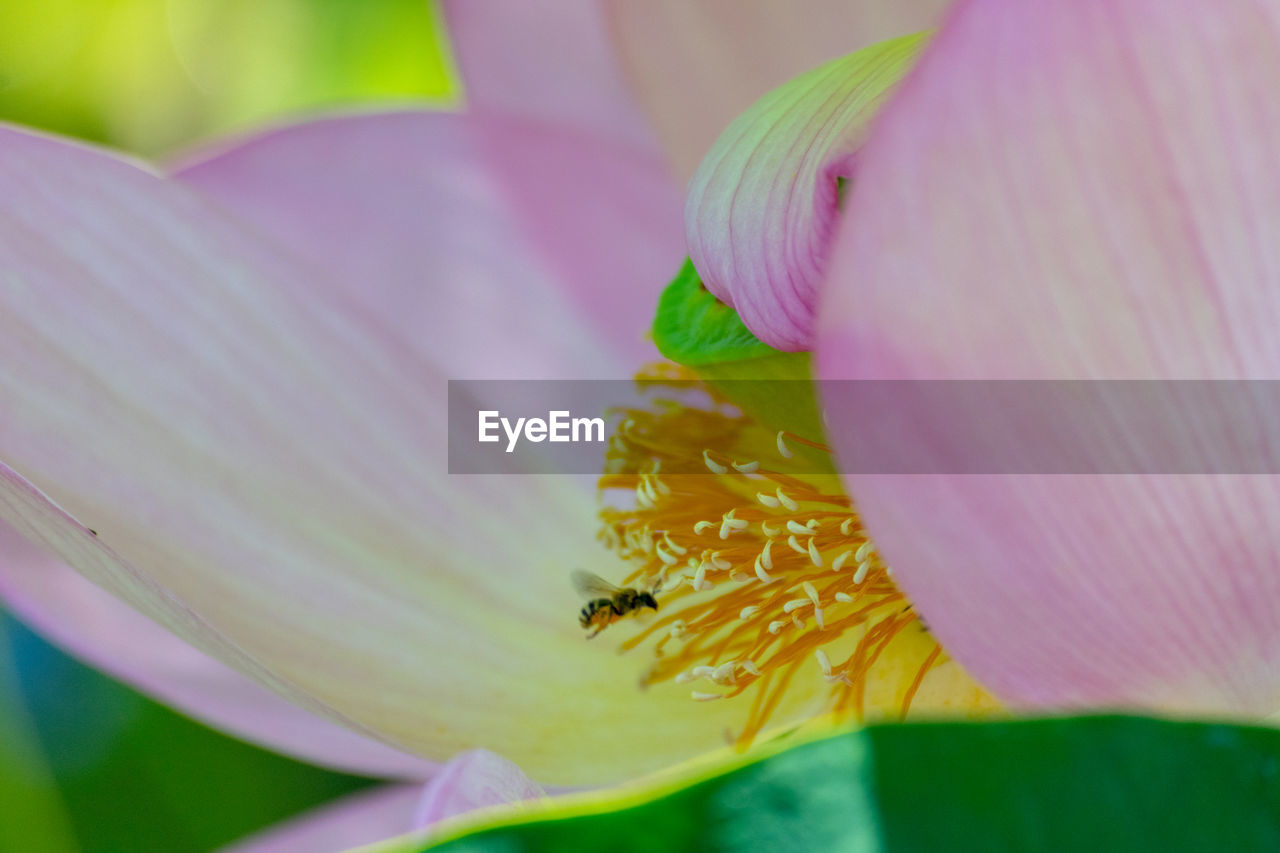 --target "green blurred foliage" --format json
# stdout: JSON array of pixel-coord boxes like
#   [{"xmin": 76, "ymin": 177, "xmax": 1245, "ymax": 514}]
[
  {"xmin": 0, "ymin": 0, "xmax": 457, "ymax": 155},
  {"xmin": 0, "ymin": 611, "xmax": 376, "ymax": 853}
]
